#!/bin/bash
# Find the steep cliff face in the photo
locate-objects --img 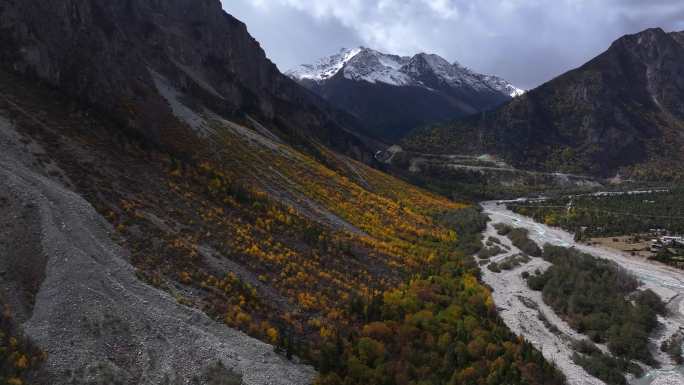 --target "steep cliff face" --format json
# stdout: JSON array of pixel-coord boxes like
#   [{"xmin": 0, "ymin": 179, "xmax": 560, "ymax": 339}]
[
  {"xmin": 405, "ymin": 28, "xmax": 684, "ymax": 179},
  {"xmin": 0, "ymin": 0, "xmax": 372, "ymax": 158}
]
